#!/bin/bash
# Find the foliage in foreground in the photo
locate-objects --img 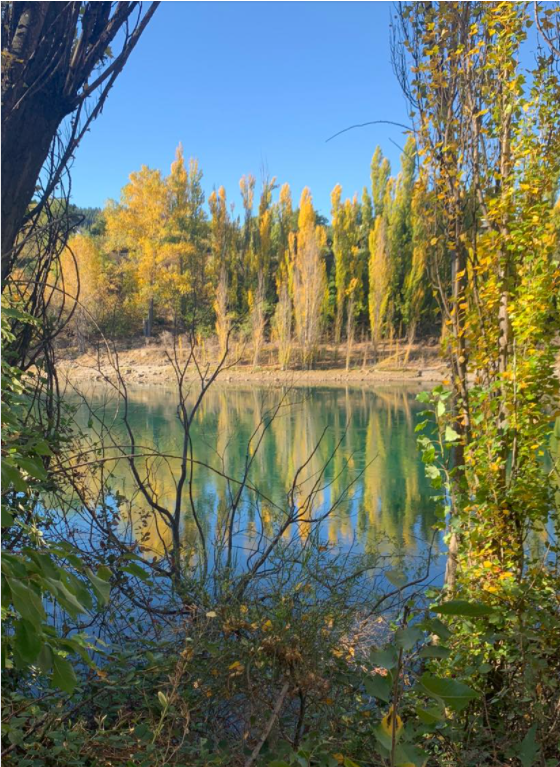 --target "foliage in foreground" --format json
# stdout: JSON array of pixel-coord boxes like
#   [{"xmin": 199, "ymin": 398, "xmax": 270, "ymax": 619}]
[{"xmin": 3, "ymin": 2, "xmax": 560, "ymax": 766}]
